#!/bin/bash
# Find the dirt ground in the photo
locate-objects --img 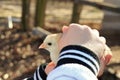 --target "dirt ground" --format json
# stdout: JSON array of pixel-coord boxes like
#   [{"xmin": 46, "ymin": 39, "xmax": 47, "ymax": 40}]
[{"xmin": 0, "ymin": 0, "xmax": 120, "ymax": 80}]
